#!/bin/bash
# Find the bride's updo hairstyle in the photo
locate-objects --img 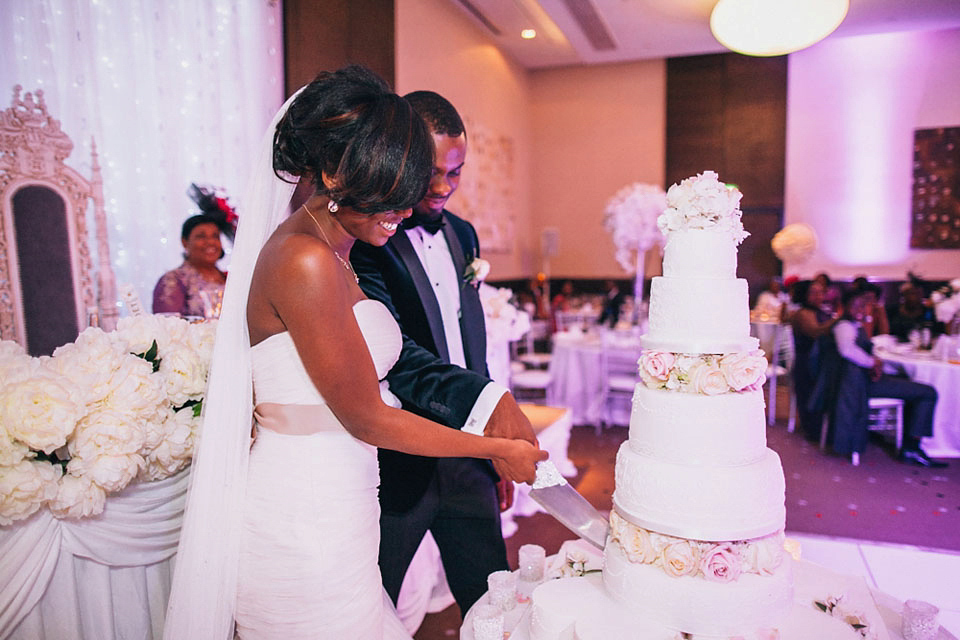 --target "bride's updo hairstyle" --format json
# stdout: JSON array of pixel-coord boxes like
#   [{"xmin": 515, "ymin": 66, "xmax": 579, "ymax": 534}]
[{"xmin": 273, "ymin": 65, "xmax": 433, "ymax": 214}]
